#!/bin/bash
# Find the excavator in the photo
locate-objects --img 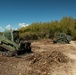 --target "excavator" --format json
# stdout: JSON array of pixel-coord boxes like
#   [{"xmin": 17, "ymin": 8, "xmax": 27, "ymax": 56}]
[
  {"xmin": 0, "ymin": 29, "xmax": 31, "ymax": 57},
  {"xmin": 53, "ymin": 33, "xmax": 71, "ymax": 44}
]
